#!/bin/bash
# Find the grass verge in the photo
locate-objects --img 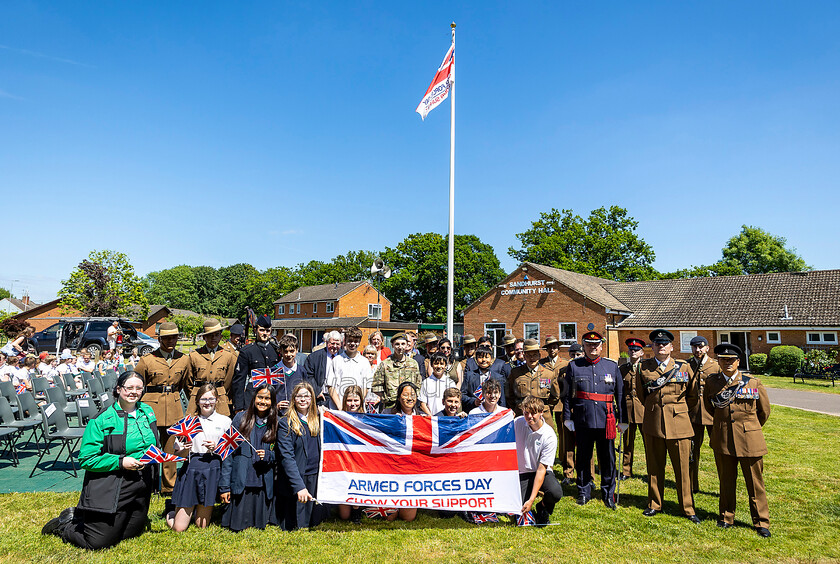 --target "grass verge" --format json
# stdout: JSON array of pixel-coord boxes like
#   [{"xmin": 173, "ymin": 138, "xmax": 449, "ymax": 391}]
[{"xmin": 756, "ymin": 374, "xmax": 840, "ymax": 395}]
